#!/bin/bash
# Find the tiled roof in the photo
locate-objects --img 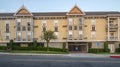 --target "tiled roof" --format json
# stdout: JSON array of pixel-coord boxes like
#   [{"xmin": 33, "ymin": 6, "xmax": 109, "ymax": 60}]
[
  {"xmin": 33, "ymin": 12, "xmax": 67, "ymax": 16},
  {"xmin": 0, "ymin": 12, "xmax": 120, "ymax": 17},
  {"xmin": 85, "ymin": 12, "xmax": 120, "ymax": 15}
]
